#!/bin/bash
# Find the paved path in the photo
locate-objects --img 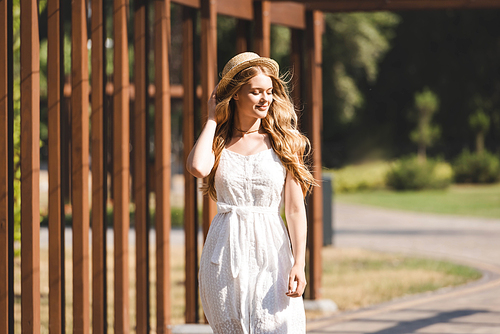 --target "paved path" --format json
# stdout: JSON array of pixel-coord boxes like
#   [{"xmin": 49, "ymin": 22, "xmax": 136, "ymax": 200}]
[
  {"xmin": 307, "ymin": 202, "xmax": 500, "ymax": 334},
  {"xmin": 40, "ymin": 203, "xmax": 500, "ymax": 333}
]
